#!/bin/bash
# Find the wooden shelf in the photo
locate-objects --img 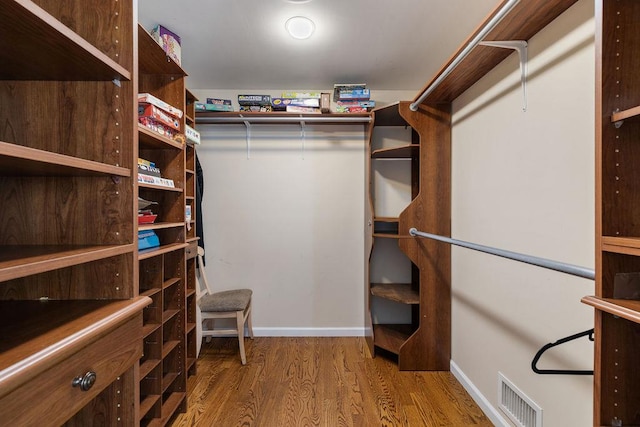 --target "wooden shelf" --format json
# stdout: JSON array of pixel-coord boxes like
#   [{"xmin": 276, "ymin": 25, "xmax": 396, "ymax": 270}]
[
  {"xmin": 196, "ymin": 110, "xmax": 370, "ymax": 125},
  {"xmin": 371, "ymin": 283, "xmax": 419, "ymax": 304},
  {"xmin": 413, "ymin": 0, "xmax": 579, "ymax": 105},
  {"xmin": 371, "ymin": 144, "xmax": 419, "ymax": 159},
  {"xmin": 141, "ymin": 323, "xmax": 161, "ymax": 339},
  {"xmin": 155, "ymin": 392, "xmax": 186, "ymax": 426},
  {"xmin": 138, "ymin": 243, "xmax": 188, "ymax": 260},
  {"xmin": 0, "ymin": 141, "xmax": 131, "ymax": 177},
  {"xmin": 138, "ymin": 181, "xmax": 184, "ymax": 193},
  {"xmin": 373, "ymin": 324, "xmax": 414, "ymax": 355},
  {"xmin": 163, "ymin": 278, "xmax": 181, "ymax": 290},
  {"xmin": 161, "ymin": 340, "xmax": 180, "ymax": 358},
  {"xmin": 601, "ymin": 236, "xmax": 640, "ymax": 255},
  {"xmin": 139, "ymin": 394, "xmax": 161, "ymax": 421},
  {"xmin": 0, "ymin": 244, "xmax": 134, "ymax": 282},
  {"xmin": 372, "ymin": 233, "xmax": 413, "ymax": 239},
  {"xmin": 138, "ymin": 125, "xmax": 185, "ymax": 150},
  {"xmin": 140, "ymin": 358, "xmax": 161, "ymax": 379},
  {"xmin": 137, "ymin": 25, "xmax": 186, "ymax": 77},
  {"xmin": 0, "ymin": 1, "xmax": 130, "ymax": 81},
  {"xmin": 139, "ymin": 222, "xmax": 185, "ymax": 232},
  {"xmin": 611, "ymin": 105, "xmax": 640, "ymax": 123},
  {"xmin": 581, "ymin": 296, "xmax": 640, "ymax": 324},
  {"xmin": 162, "ymin": 309, "xmax": 180, "ymax": 324},
  {"xmin": 372, "ymin": 103, "xmax": 408, "ymax": 126}
]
